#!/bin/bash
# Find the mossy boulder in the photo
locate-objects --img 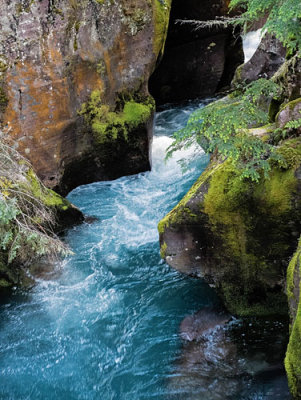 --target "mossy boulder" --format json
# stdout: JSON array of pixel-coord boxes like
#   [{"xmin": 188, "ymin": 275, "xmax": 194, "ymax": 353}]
[
  {"xmin": 273, "ymin": 55, "xmax": 301, "ymax": 103},
  {"xmin": 277, "ymin": 98, "xmax": 301, "ymax": 135},
  {"xmin": 159, "ymin": 138, "xmax": 301, "ymax": 316},
  {"xmin": 285, "ymin": 238, "xmax": 301, "ymax": 399},
  {"xmin": 79, "ymin": 90, "xmax": 155, "ymax": 147}
]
